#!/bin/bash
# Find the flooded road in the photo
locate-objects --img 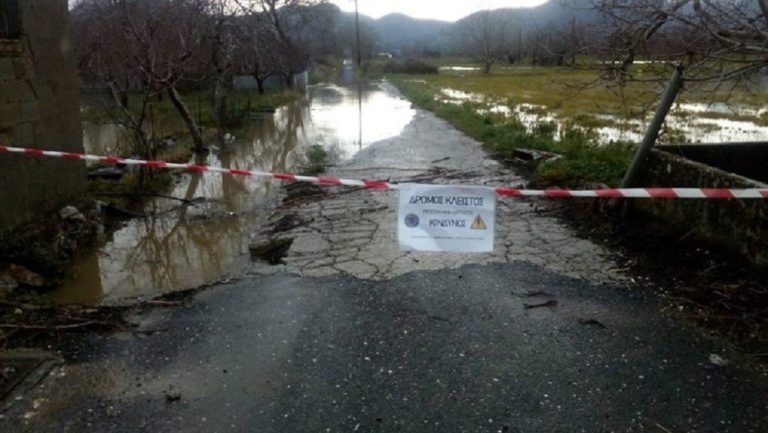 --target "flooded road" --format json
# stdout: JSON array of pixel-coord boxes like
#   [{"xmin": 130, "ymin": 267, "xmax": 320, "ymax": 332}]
[
  {"xmin": 56, "ymin": 77, "xmax": 765, "ymax": 306},
  {"xmin": 53, "ymin": 80, "xmax": 415, "ymax": 305},
  {"xmin": 18, "ymin": 82, "xmax": 768, "ymax": 433}
]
